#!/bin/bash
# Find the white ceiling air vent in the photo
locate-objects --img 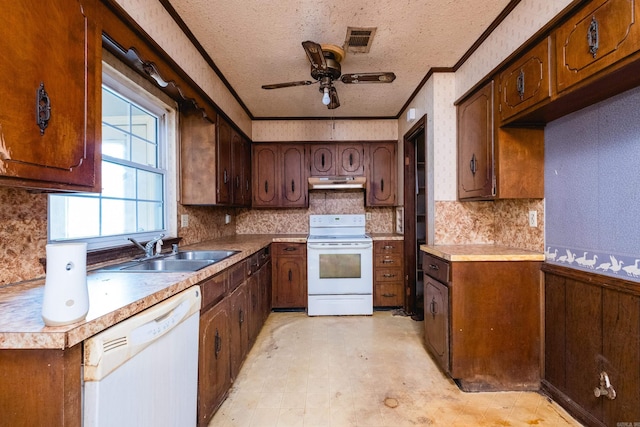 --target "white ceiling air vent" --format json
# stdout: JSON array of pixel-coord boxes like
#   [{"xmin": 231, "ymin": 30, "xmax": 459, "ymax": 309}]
[{"xmin": 344, "ymin": 27, "xmax": 377, "ymax": 53}]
